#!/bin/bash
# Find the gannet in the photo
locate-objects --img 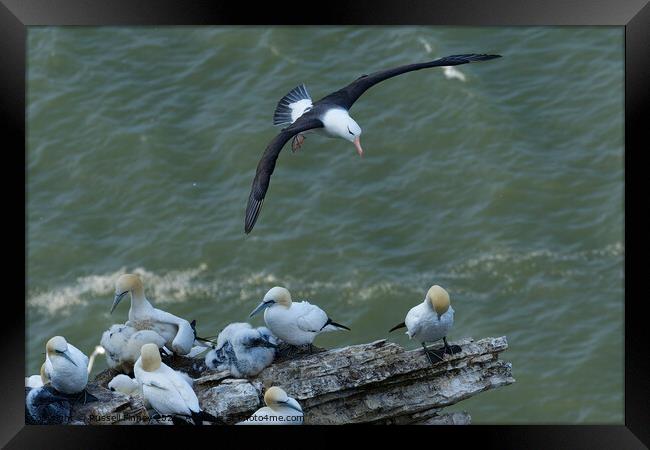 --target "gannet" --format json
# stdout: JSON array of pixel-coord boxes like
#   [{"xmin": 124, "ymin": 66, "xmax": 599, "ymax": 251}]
[
  {"xmin": 87, "ymin": 345, "xmax": 105, "ymax": 374},
  {"xmin": 389, "ymin": 285, "xmax": 461, "ymax": 365},
  {"xmin": 249, "ymin": 286, "xmax": 350, "ymax": 349},
  {"xmin": 108, "ymin": 374, "xmax": 141, "ymax": 396},
  {"xmin": 238, "ymin": 386, "xmax": 303, "ymax": 425},
  {"xmin": 134, "ymin": 343, "xmax": 222, "ymax": 425},
  {"xmin": 25, "ymin": 362, "xmax": 48, "ymax": 388},
  {"xmin": 243, "ymin": 54, "xmax": 502, "ymax": 233},
  {"xmin": 111, "ymin": 274, "xmax": 196, "ymax": 355},
  {"xmin": 25, "ymin": 386, "xmax": 72, "ymax": 425},
  {"xmin": 44, "ymin": 336, "xmax": 89, "ymax": 394},
  {"xmin": 101, "ymin": 323, "xmax": 167, "ymax": 373},
  {"xmin": 205, "ymin": 323, "xmax": 278, "ymax": 377},
  {"xmin": 107, "ymin": 372, "xmax": 193, "ymax": 409}
]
